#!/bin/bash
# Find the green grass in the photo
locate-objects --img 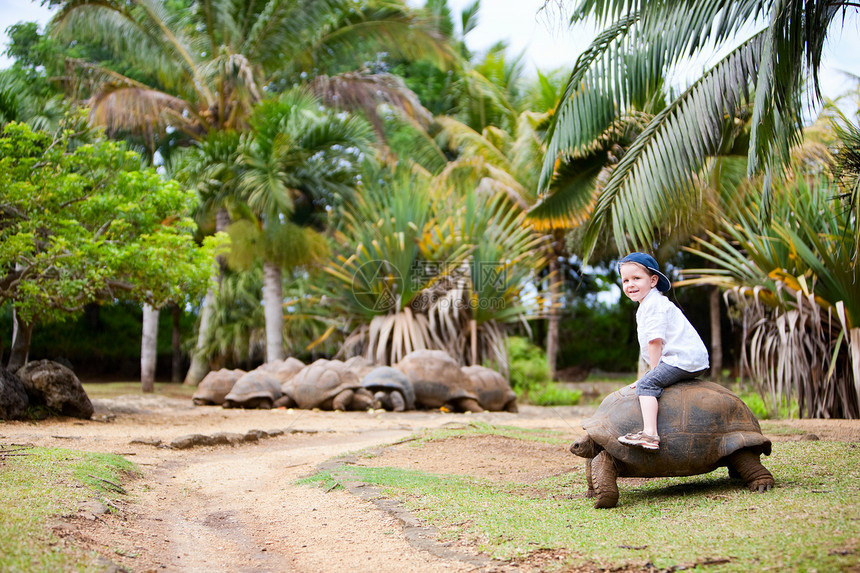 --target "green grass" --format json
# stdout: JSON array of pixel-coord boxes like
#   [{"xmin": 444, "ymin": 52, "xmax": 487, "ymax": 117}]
[
  {"xmin": 301, "ymin": 430, "xmax": 860, "ymax": 572},
  {"xmin": 82, "ymin": 381, "xmax": 196, "ymax": 400},
  {"xmin": 0, "ymin": 446, "xmax": 140, "ymax": 572}
]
